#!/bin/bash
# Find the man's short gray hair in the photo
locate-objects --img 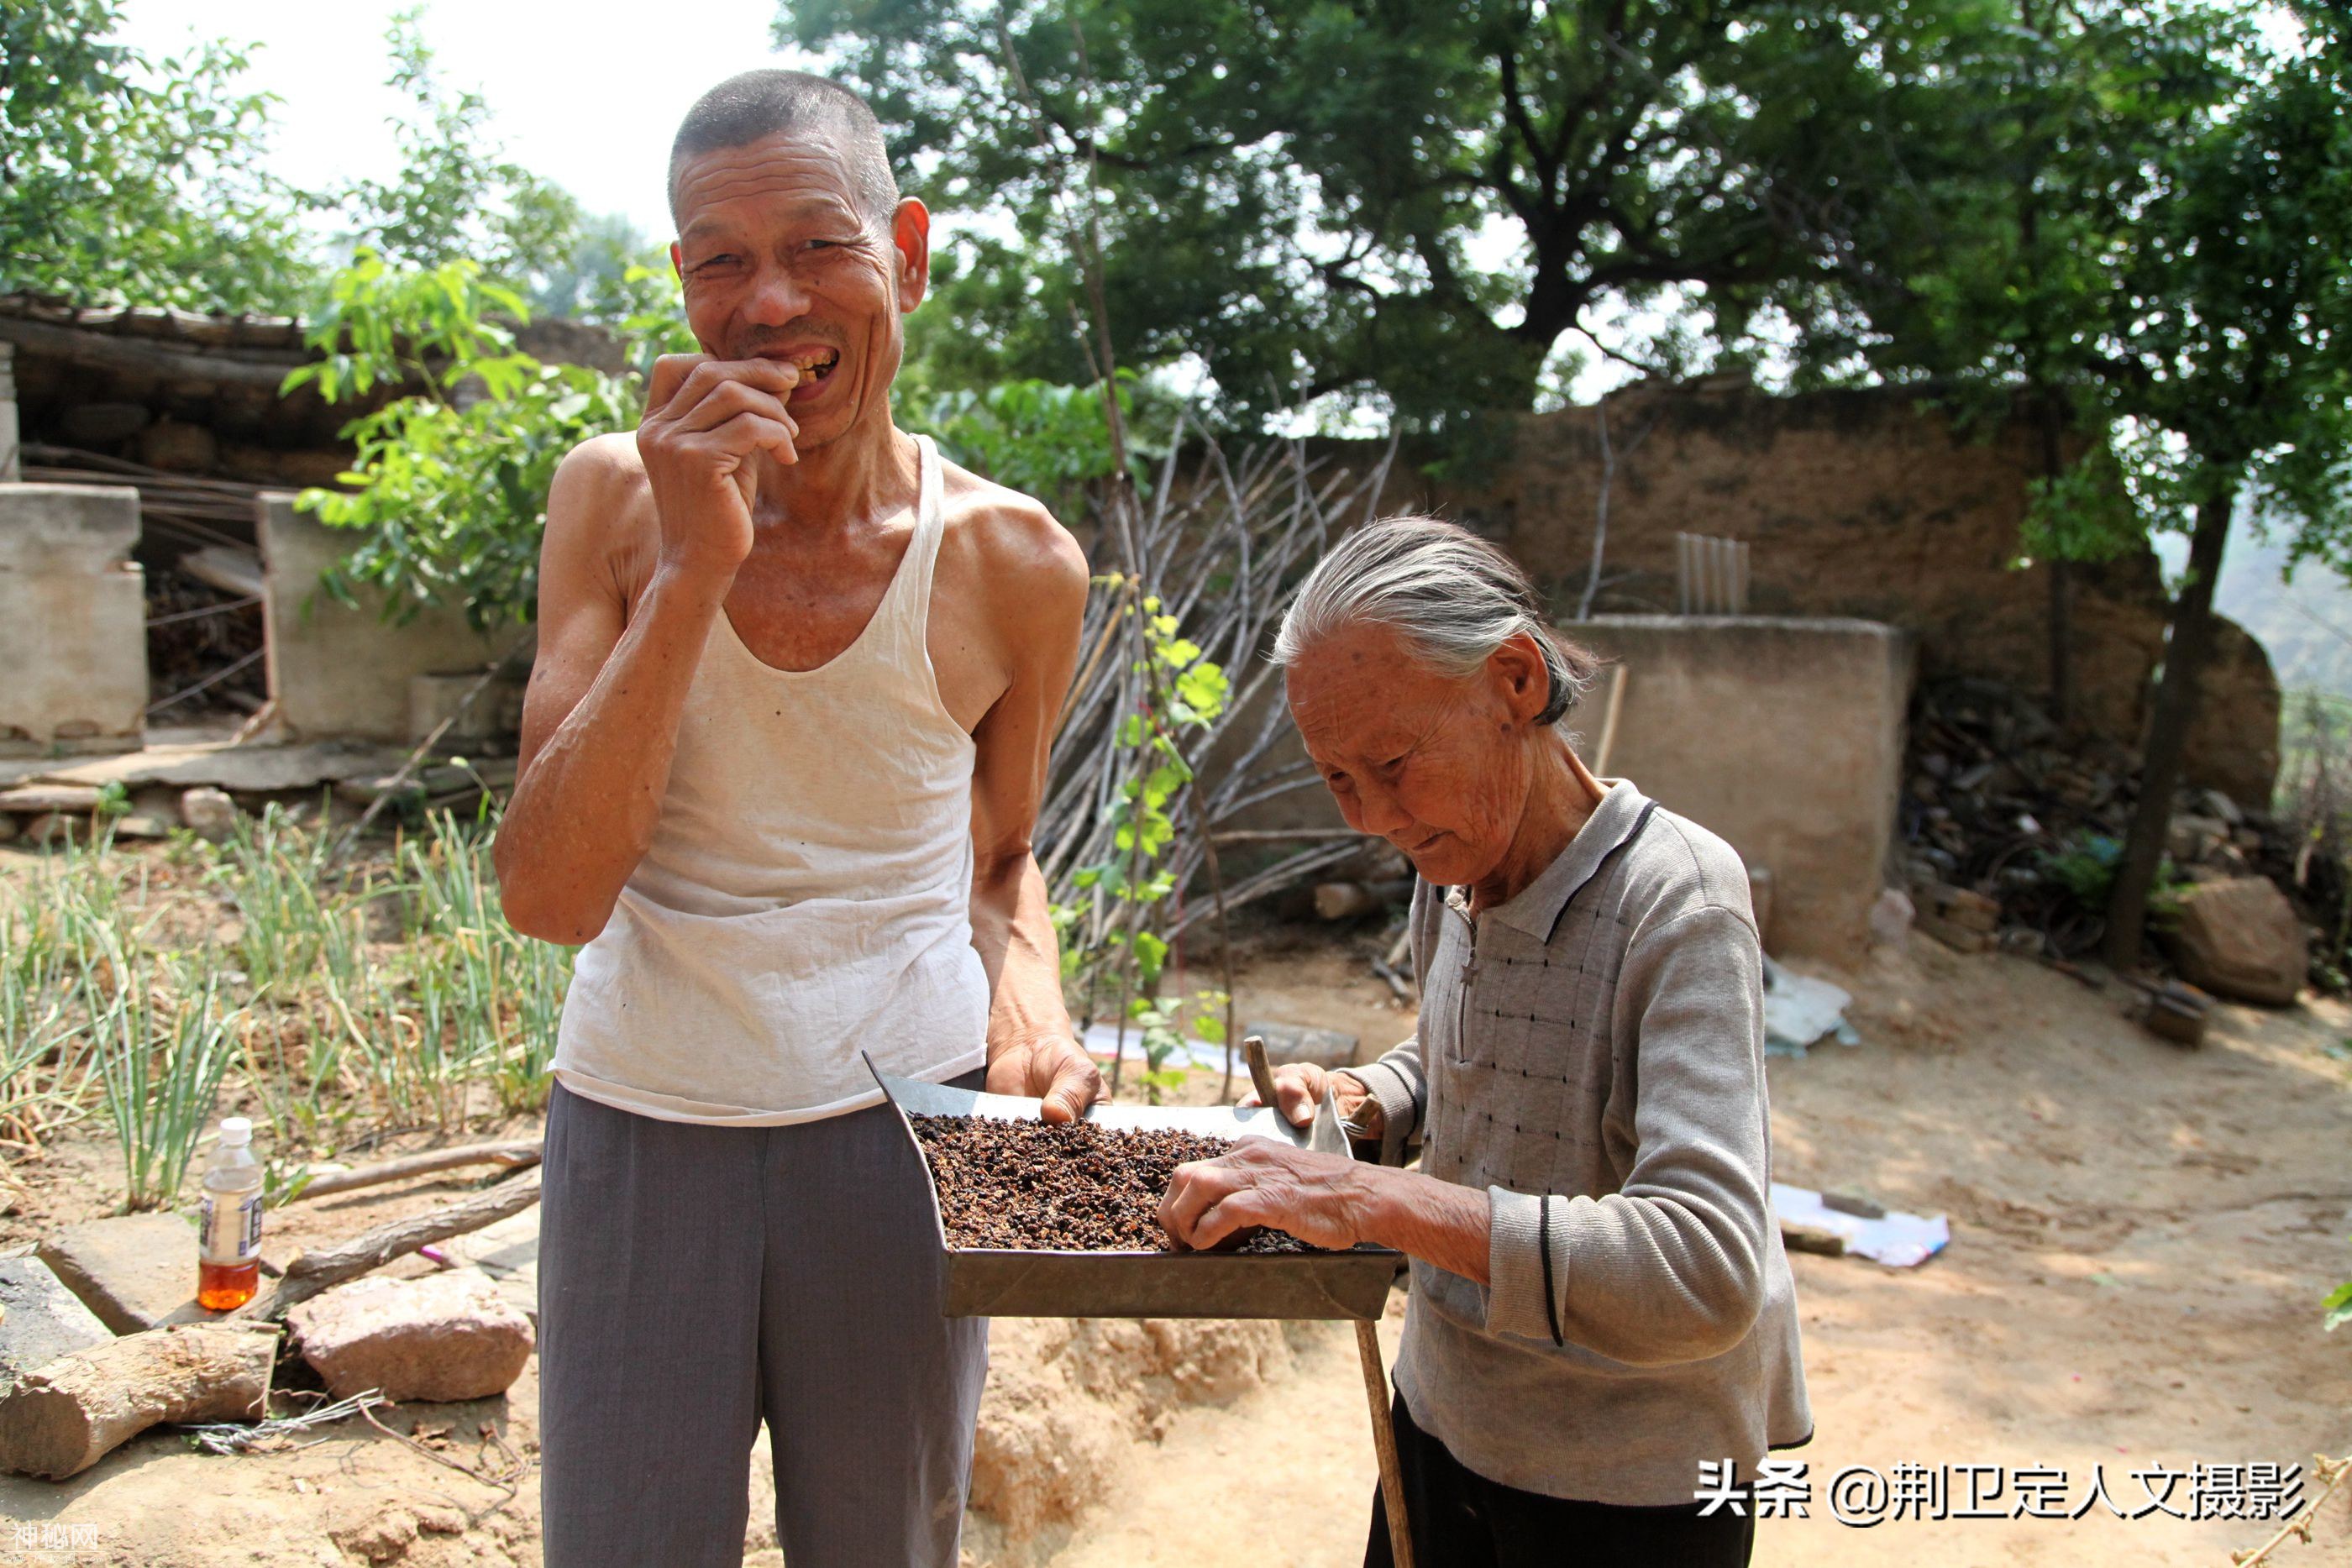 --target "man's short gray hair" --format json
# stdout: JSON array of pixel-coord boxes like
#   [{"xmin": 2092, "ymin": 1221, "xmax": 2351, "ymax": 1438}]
[
  {"xmin": 1273, "ymin": 515, "xmax": 1599, "ymax": 726},
  {"xmin": 669, "ymin": 70, "xmax": 900, "ymax": 231}
]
